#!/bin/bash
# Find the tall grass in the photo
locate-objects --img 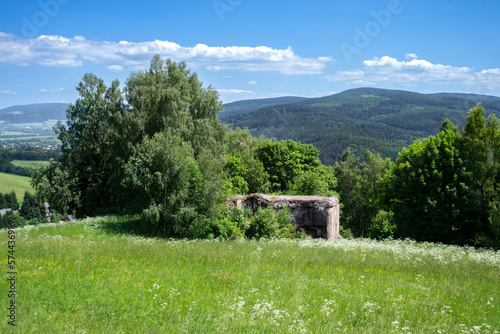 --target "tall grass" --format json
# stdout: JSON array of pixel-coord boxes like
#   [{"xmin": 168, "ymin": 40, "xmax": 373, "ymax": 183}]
[{"xmin": 1, "ymin": 216, "xmax": 498, "ymax": 333}]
